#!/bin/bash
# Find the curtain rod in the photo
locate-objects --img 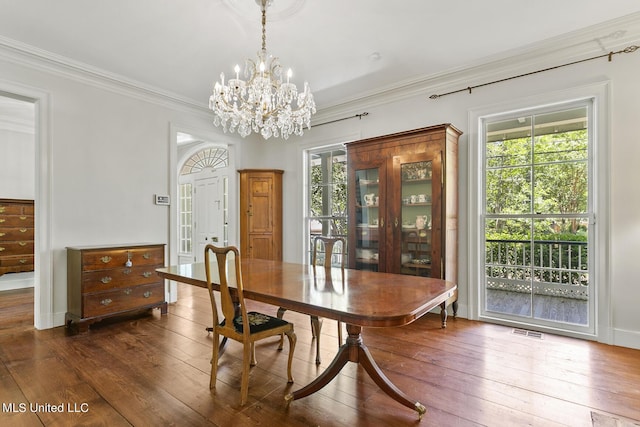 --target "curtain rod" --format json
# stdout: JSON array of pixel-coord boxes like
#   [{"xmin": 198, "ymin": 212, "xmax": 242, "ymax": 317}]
[
  {"xmin": 313, "ymin": 112, "xmax": 369, "ymax": 127},
  {"xmin": 429, "ymin": 44, "xmax": 639, "ymax": 100}
]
